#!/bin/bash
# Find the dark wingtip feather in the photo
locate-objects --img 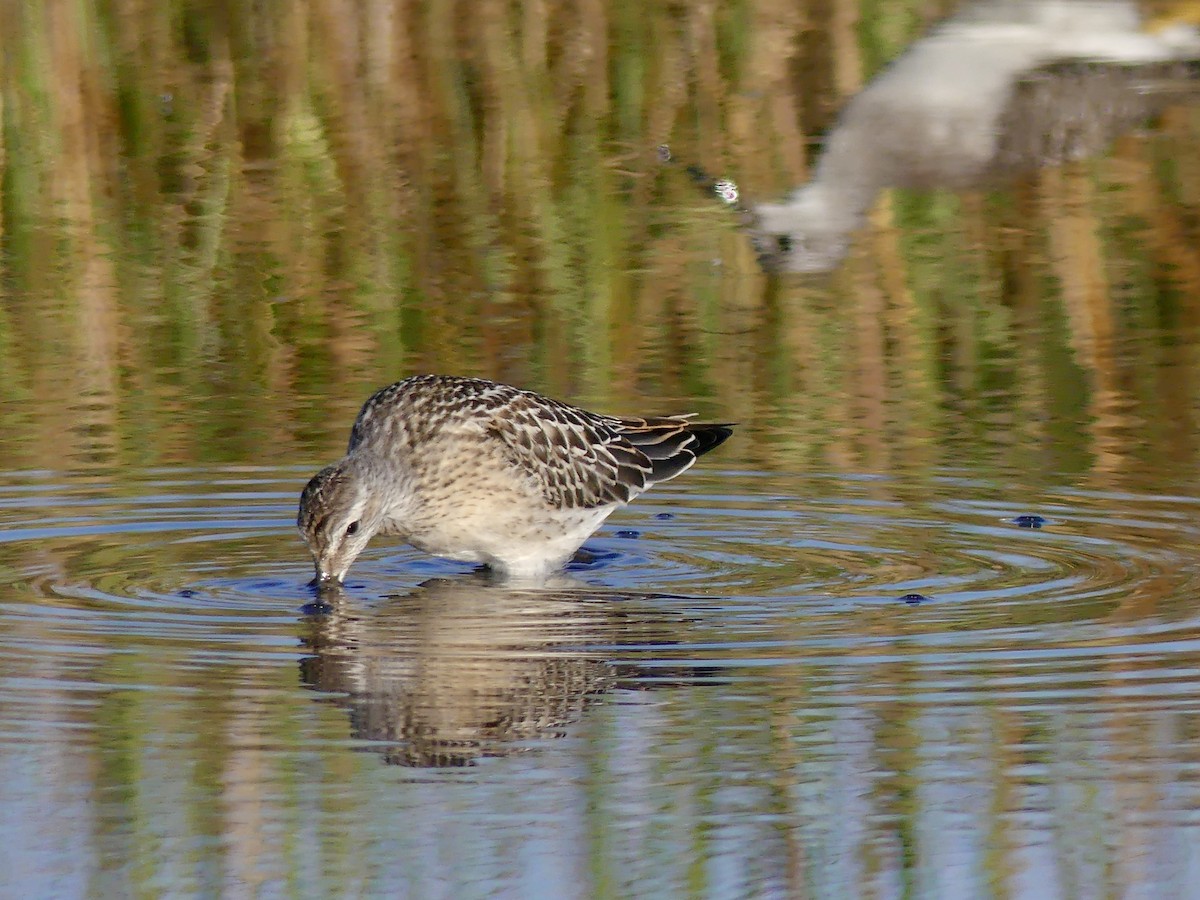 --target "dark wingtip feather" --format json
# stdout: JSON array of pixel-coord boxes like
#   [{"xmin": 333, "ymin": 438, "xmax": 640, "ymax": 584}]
[
  {"xmin": 687, "ymin": 423, "xmax": 734, "ymax": 458},
  {"xmin": 642, "ymin": 422, "xmax": 733, "ymax": 485},
  {"xmin": 648, "ymin": 450, "xmax": 697, "ymax": 483}
]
